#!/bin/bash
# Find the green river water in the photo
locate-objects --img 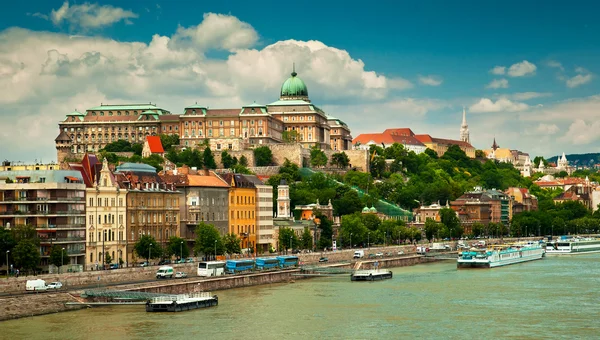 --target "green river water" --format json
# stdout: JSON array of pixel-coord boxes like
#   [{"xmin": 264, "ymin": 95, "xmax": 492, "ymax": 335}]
[{"xmin": 4, "ymin": 254, "xmax": 600, "ymax": 339}]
